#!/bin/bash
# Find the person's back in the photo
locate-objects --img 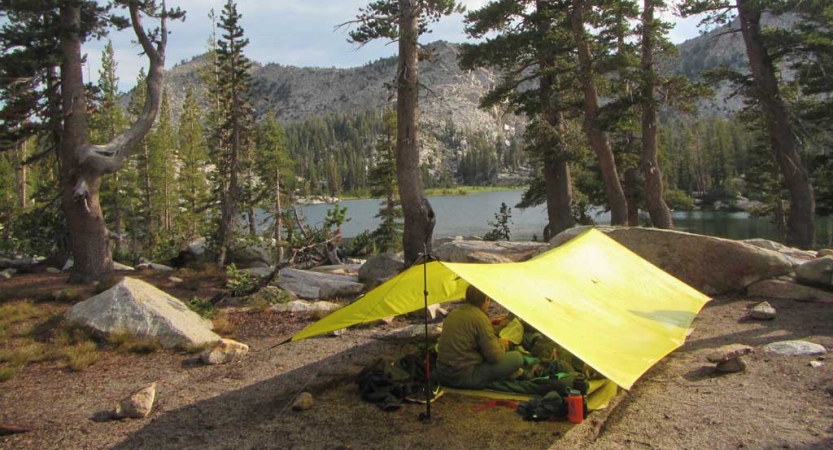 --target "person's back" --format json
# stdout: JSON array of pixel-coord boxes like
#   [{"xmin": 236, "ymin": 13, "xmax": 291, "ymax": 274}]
[{"xmin": 436, "ymin": 285, "xmax": 523, "ymax": 389}]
